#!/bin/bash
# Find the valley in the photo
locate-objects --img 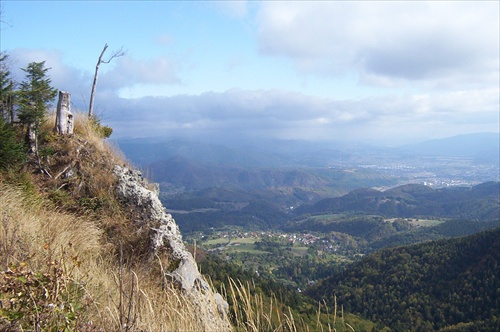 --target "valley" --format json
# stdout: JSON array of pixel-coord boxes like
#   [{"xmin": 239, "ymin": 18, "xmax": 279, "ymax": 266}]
[
  {"xmin": 118, "ymin": 133, "xmax": 500, "ymax": 331},
  {"xmin": 3, "ymin": 2, "xmax": 499, "ymax": 330}
]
